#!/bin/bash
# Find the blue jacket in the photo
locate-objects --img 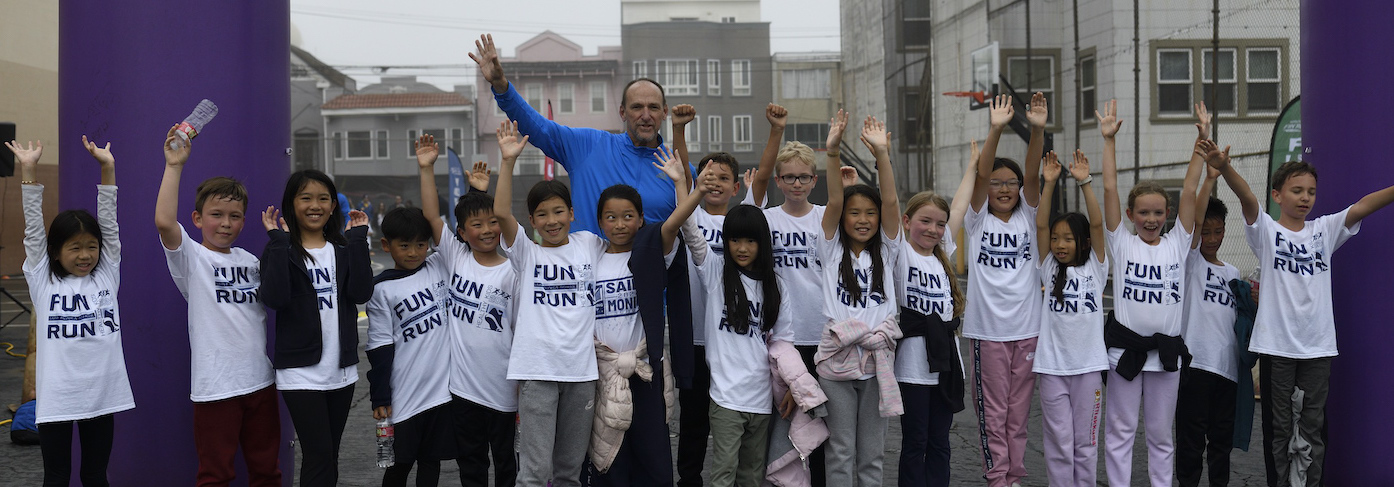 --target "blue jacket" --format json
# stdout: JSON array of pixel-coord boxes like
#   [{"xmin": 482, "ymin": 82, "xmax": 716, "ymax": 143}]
[
  {"xmin": 1229, "ymin": 278, "xmax": 1259, "ymax": 451},
  {"xmin": 493, "ymin": 82, "xmax": 677, "ymax": 234}
]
